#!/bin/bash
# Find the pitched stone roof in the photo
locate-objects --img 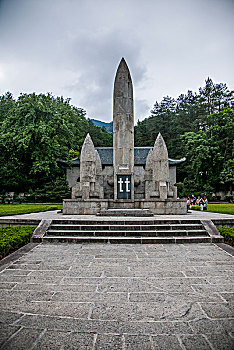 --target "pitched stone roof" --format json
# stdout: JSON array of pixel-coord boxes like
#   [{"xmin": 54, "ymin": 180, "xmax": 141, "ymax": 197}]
[{"xmin": 71, "ymin": 147, "xmax": 185, "ymax": 166}]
